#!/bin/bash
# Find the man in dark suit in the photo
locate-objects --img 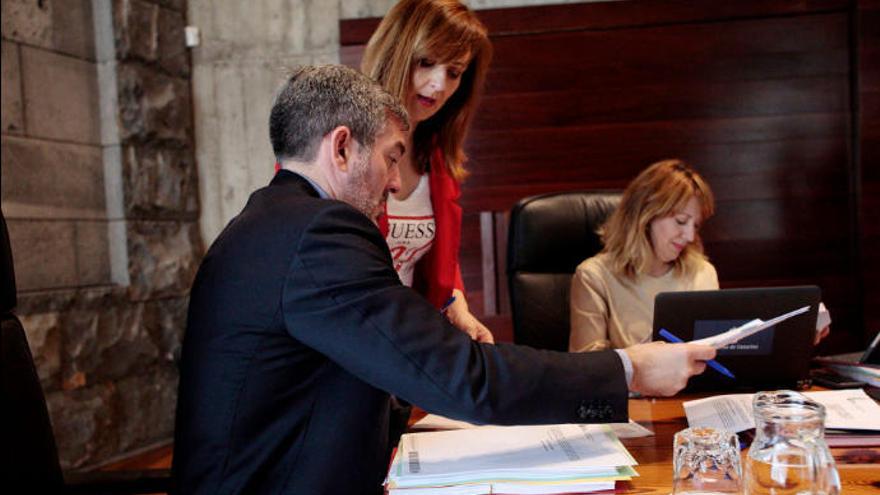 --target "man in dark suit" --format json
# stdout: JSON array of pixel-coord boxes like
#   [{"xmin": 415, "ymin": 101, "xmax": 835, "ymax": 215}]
[{"xmin": 172, "ymin": 65, "xmax": 716, "ymax": 494}]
